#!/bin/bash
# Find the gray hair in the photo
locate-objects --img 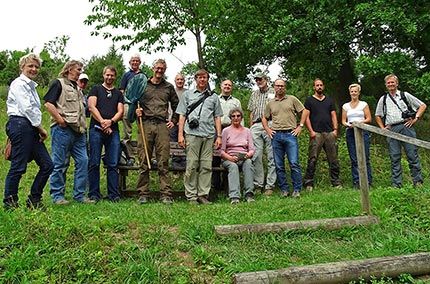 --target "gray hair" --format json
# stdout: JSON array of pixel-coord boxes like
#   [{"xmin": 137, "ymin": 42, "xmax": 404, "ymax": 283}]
[
  {"xmin": 228, "ymin": 107, "xmax": 243, "ymax": 118},
  {"xmin": 59, "ymin": 60, "xmax": 83, "ymax": 78},
  {"xmin": 384, "ymin": 74, "xmax": 399, "ymax": 83},
  {"xmin": 152, "ymin": 58, "xmax": 167, "ymax": 68}
]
